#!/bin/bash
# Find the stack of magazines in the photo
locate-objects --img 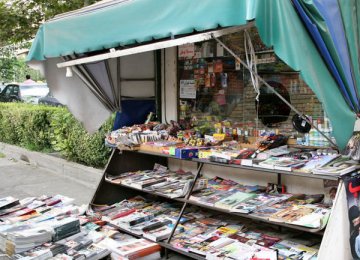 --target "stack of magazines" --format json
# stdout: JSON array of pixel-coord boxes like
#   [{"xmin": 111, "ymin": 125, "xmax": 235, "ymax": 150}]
[
  {"xmin": 0, "ymin": 190, "xmax": 325, "ymax": 260},
  {"xmin": 105, "ymin": 164, "xmax": 207, "ymax": 198}
]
